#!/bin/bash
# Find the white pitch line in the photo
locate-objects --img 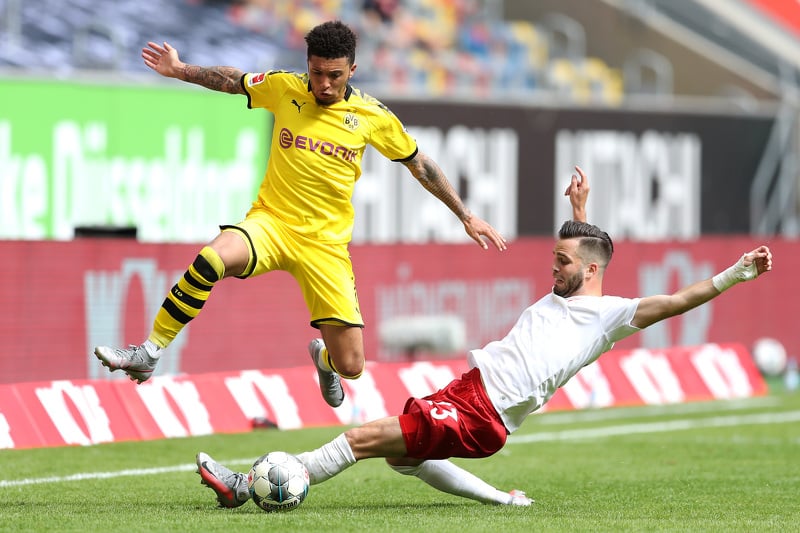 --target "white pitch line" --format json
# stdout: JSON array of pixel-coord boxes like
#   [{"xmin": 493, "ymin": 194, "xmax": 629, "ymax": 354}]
[
  {"xmin": 2, "ymin": 410, "xmax": 798, "ymax": 488},
  {"xmin": 0, "ymin": 459, "xmax": 254, "ymax": 488},
  {"xmin": 508, "ymin": 410, "xmax": 800, "ymax": 444},
  {"xmin": 535, "ymin": 396, "xmax": 784, "ymax": 425}
]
